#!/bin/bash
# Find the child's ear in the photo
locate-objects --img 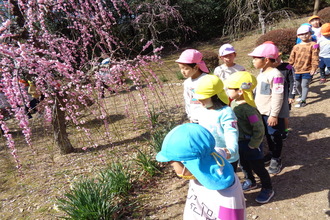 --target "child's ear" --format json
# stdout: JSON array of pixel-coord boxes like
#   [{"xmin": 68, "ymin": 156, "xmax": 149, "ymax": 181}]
[
  {"xmin": 265, "ymin": 57, "xmax": 271, "ymax": 64},
  {"xmin": 238, "ymin": 89, "xmax": 244, "ymax": 96}
]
